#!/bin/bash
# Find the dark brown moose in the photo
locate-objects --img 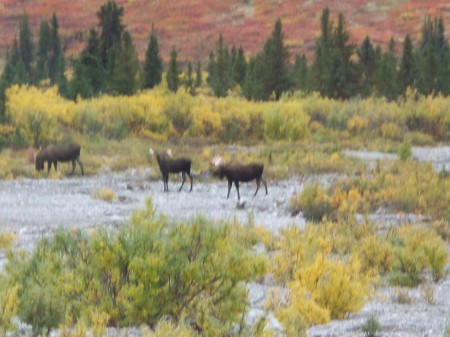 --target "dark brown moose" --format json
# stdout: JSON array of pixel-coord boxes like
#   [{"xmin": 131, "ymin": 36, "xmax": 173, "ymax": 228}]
[
  {"xmin": 149, "ymin": 149, "xmax": 193, "ymax": 192},
  {"xmin": 212, "ymin": 156, "xmax": 268, "ymax": 201},
  {"xmin": 35, "ymin": 143, "xmax": 84, "ymax": 176}
]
